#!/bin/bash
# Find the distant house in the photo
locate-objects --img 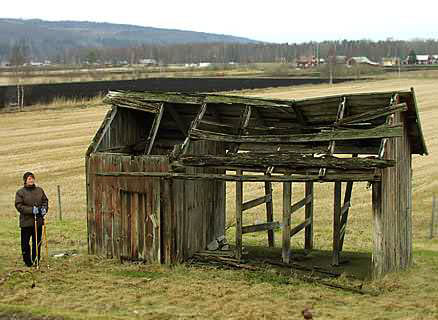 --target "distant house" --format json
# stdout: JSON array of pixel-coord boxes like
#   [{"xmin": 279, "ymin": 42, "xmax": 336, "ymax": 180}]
[
  {"xmin": 415, "ymin": 55, "xmax": 431, "ymax": 65},
  {"xmin": 382, "ymin": 57, "xmax": 400, "ymax": 66},
  {"xmin": 198, "ymin": 62, "xmax": 212, "ymax": 68},
  {"xmin": 296, "ymin": 56, "xmax": 317, "ymax": 68},
  {"xmin": 347, "ymin": 56, "xmax": 380, "ymax": 67},
  {"xmin": 139, "ymin": 59, "xmax": 157, "ymax": 66}
]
